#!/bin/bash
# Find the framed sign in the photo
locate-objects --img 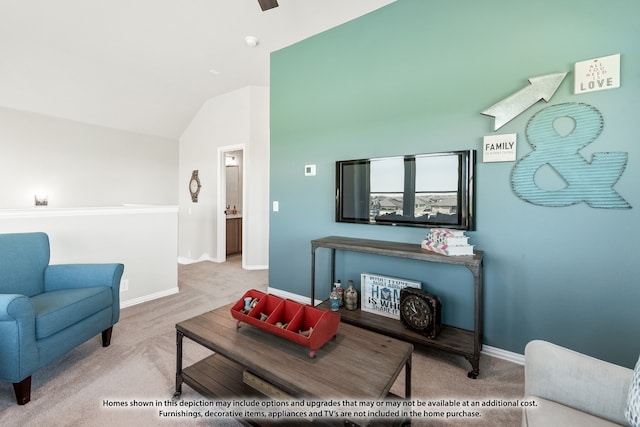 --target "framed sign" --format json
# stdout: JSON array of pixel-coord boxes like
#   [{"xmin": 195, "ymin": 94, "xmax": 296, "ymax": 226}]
[
  {"xmin": 574, "ymin": 53, "xmax": 620, "ymax": 94},
  {"xmin": 360, "ymin": 273, "xmax": 421, "ymax": 320},
  {"xmin": 483, "ymin": 133, "xmax": 517, "ymax": 163}
]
